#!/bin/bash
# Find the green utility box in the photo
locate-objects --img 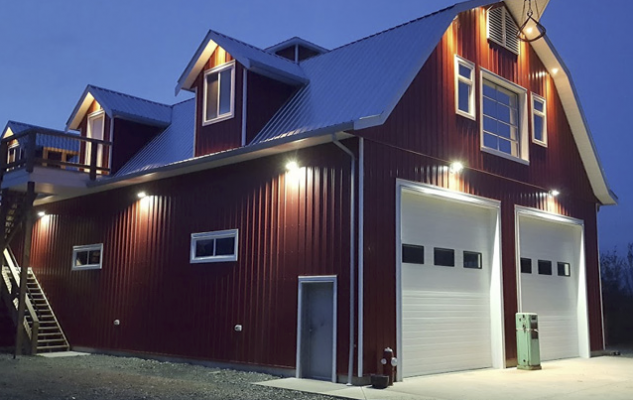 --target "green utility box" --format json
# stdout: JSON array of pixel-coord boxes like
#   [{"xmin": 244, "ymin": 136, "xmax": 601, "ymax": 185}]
[{"xmin": 516, "ymin": 313, "xmax": 542, "ymax": 370}]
